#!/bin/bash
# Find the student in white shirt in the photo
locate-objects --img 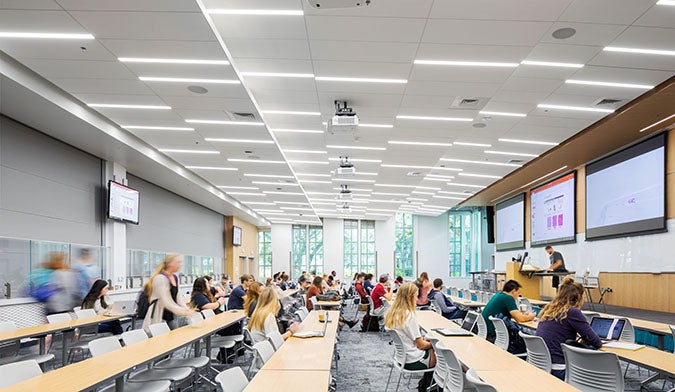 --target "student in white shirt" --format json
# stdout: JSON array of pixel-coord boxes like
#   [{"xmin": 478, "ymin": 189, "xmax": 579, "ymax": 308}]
[
  {"xmin": 81, "ymin": 279, "xmax": 123, "ymax": 335},
  {"xmin": 384, "ymin": 282, "xmax": 436, "ymax": 371},
  {"xmin": 248, "ymin": 287, "xmax": 301, "ymax": 344}
]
